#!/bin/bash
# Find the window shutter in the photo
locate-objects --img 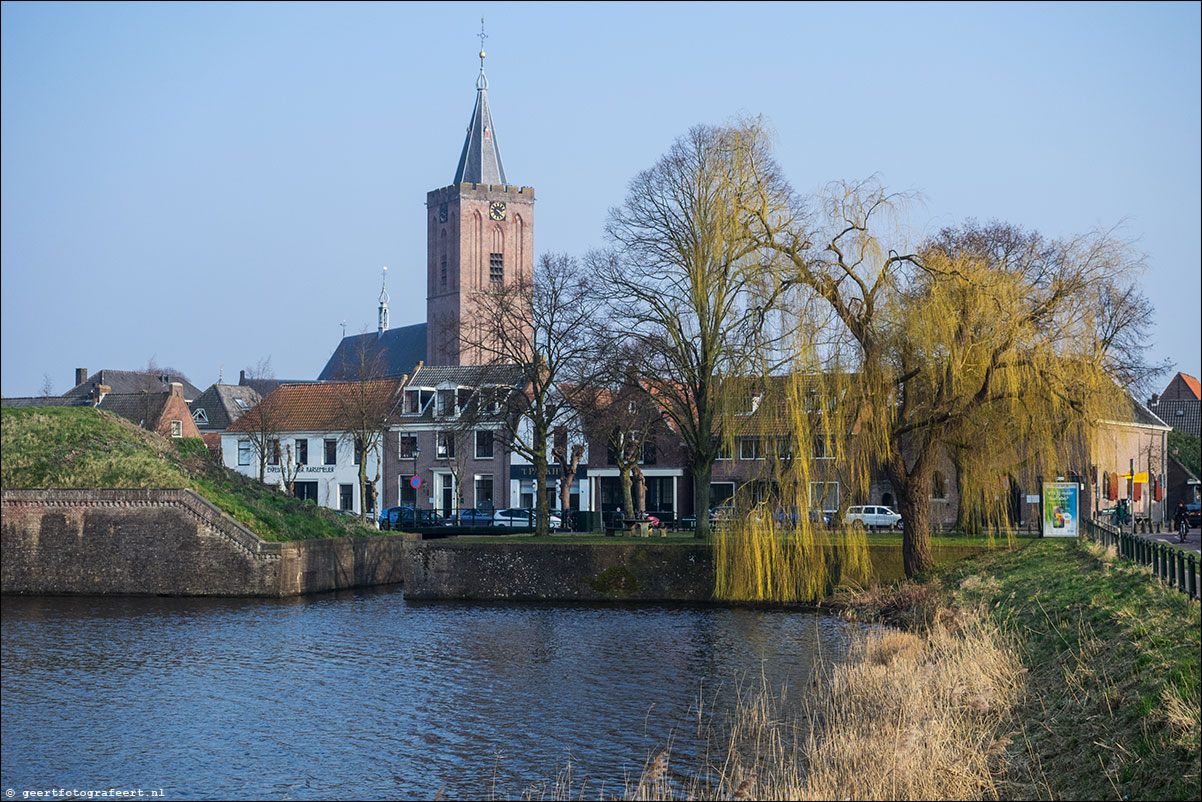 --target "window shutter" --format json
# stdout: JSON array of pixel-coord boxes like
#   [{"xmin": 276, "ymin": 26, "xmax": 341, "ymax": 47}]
[{"xmin": 1133, "ymin": 481, "xmax": 1142, "ymax": 502}]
